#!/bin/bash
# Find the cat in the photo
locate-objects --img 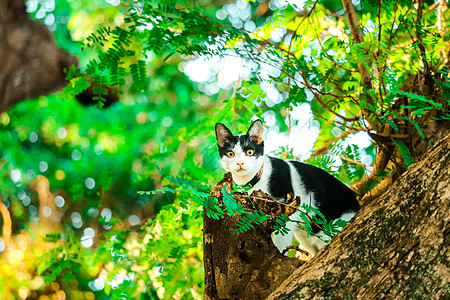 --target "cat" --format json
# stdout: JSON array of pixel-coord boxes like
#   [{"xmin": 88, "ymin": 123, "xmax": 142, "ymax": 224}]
[{"xmin": 215, "ymin": 119, "xmax": 360, "ymax": 256}]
